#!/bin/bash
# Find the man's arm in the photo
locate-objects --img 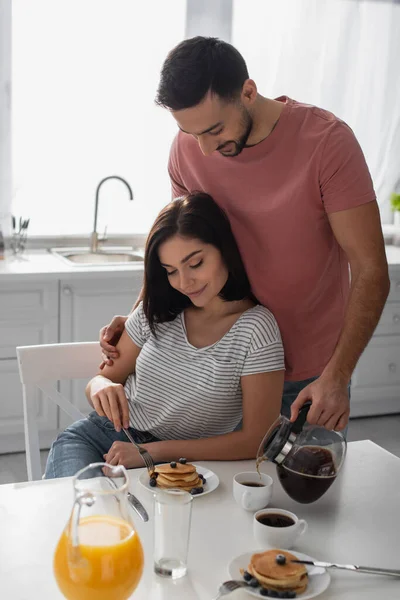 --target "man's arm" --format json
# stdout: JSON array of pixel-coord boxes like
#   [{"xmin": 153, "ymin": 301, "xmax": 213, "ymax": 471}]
[
  {"xmin": 291, "ymin": 201, "xmax": 390, "ymax": 430},
  {"xmin": 87, "ymin": 329, "xmax": 142, "ymax": 430},
  {"xmin": 324, "ymin": 201, "xmax": 390, "ymax": 383}
]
